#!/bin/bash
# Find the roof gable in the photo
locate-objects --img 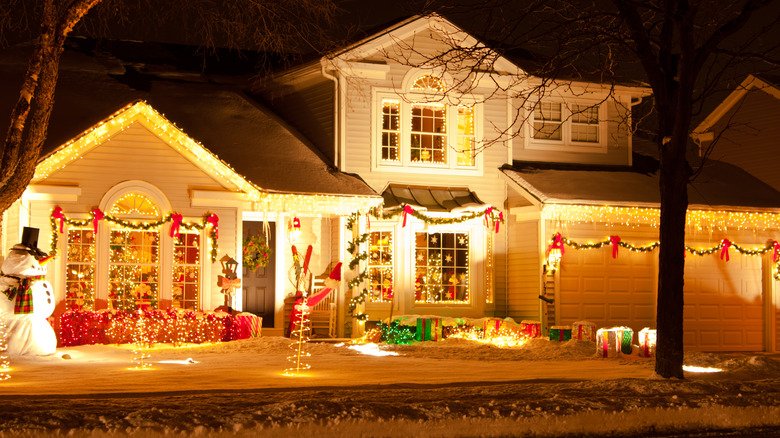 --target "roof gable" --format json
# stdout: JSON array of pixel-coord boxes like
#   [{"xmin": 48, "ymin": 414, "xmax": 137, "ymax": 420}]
[
  {"xmin": 329, "ymin": 14, "xmax": 522, "ymax": 76},
  {"xmin": 33, "ymin": 100, "xmax": 257, "ymax": 195},
  {"xmin": 694, "ymin": 75, "xmax": 780, "ymax": 136}
]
